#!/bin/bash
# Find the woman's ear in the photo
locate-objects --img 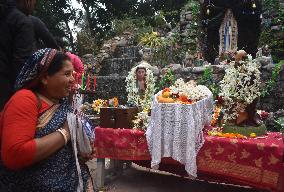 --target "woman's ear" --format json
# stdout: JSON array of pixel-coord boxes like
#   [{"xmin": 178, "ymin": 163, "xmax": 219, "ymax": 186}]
[{"xmin": 40, "ymin": 74, "xmax": 49, "ymax": 86}]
